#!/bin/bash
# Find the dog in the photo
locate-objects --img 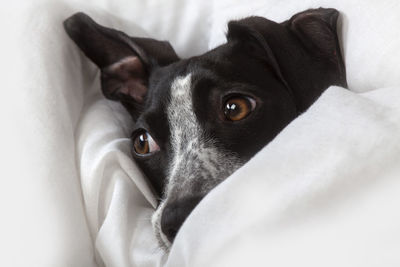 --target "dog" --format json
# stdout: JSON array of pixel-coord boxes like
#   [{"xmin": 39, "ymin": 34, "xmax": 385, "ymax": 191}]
[{"xmin": 64, "ymin": 7, "xmax": 347, "ymax": 250}]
